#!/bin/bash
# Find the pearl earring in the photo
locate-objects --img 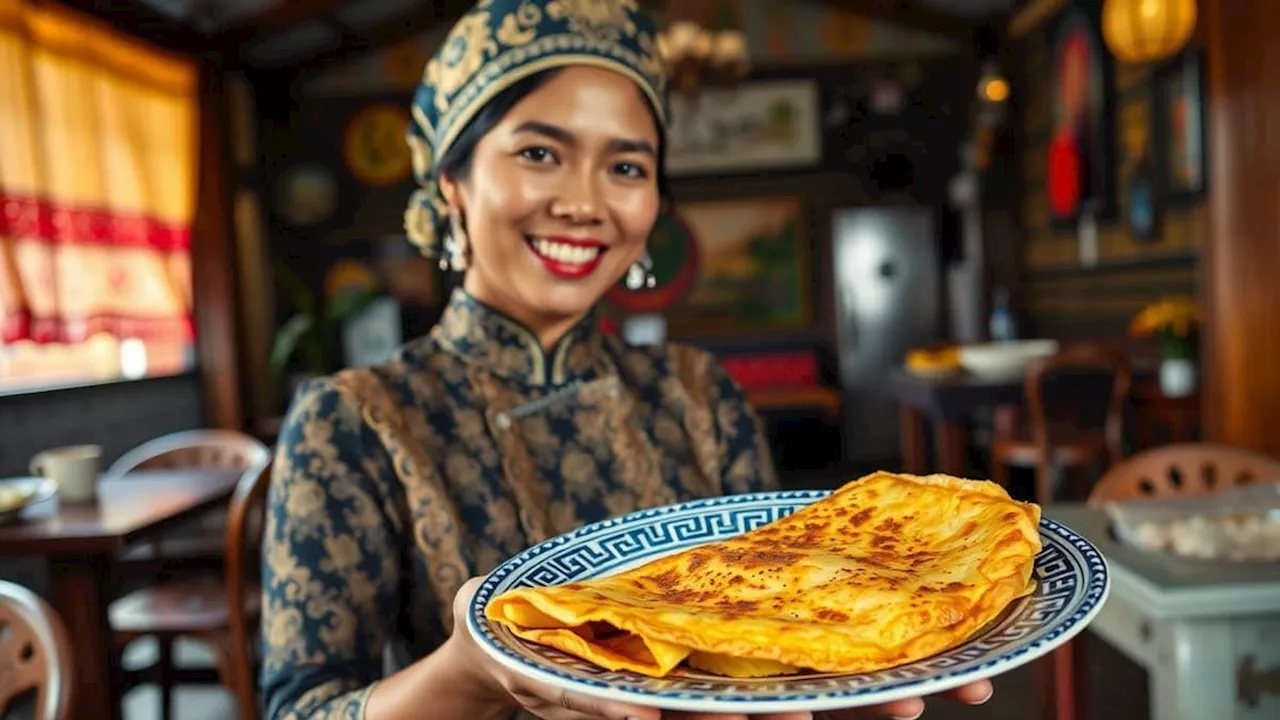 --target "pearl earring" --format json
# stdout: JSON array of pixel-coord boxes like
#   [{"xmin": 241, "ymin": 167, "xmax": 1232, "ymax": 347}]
[
  {"xmin": 625, "ymin": 250, "xmax": 656, "ymax": 290},
  {"xmin": 440, "ymin": 209, "xmax": 470, "ymax": 272}
]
